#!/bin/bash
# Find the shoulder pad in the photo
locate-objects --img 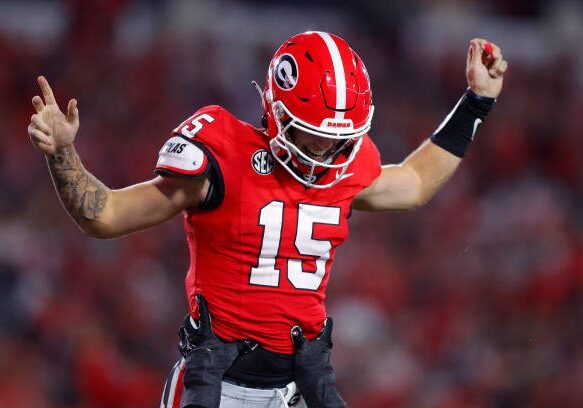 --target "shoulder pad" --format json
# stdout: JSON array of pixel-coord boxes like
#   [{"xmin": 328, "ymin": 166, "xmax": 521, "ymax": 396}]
[{"xmin": 155, "ymin": 136, "xmax": 209, "ymax": 177}]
